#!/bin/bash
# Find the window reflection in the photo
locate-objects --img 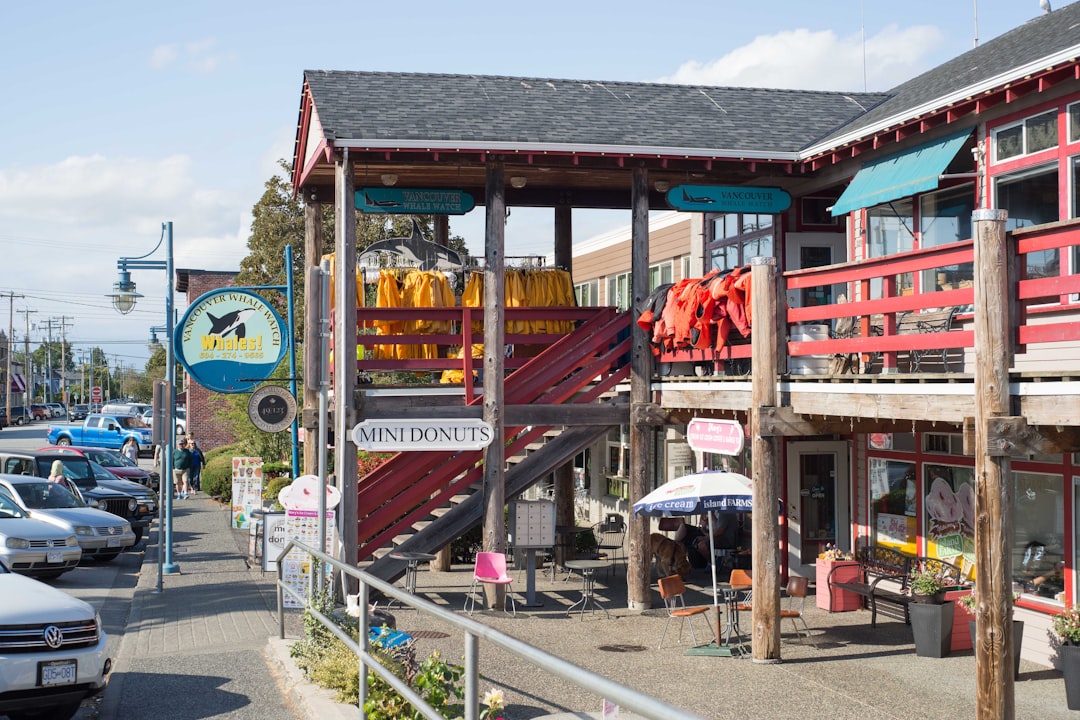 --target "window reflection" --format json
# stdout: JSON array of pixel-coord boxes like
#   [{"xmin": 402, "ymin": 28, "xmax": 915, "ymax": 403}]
[{"xmin": 1013, "ymin": 471, "xmax": 1064, "ymax": 604}]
